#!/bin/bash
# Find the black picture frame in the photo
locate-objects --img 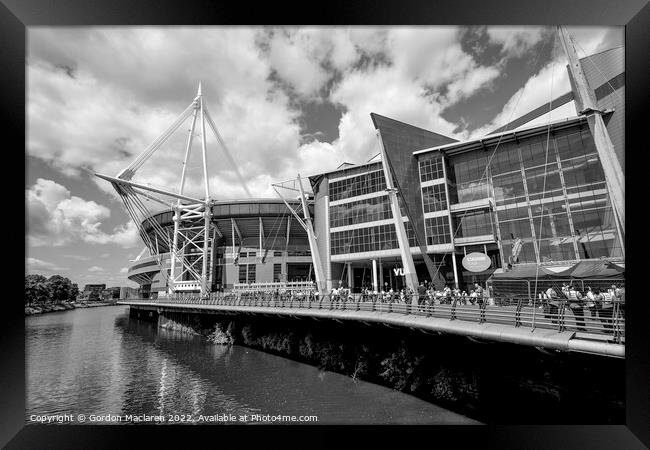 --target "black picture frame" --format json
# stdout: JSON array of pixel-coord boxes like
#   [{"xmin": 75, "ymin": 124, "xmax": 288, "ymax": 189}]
[{"xmin": 5, "ymin": 0, "xmax": 648, "ymax": 448}]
